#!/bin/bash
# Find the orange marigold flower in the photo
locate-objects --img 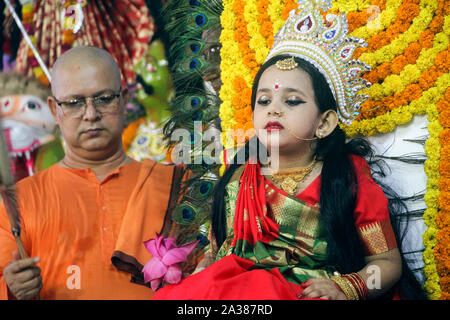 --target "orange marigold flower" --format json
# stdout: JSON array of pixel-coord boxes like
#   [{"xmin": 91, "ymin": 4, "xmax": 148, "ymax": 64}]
[
  {"xmin": 441, "ymin": 144, "xmax": 450, "ymax": 162},
  {"xmin": 440, "ymin": 129, "xmax": 450, "ymax": 142},
  {"xmin": 376, "ymin": 63, "xmax": 391, "ymax": 79},
  {"xmin": 397, "ymin": 3, "xmax": 420, "ymax": 23},
  {"xmin": 418, "ymin": 70, "xmax": 436, "ymax": 90},
  {"xmin": 233, "ymin": 77, "xmax": 247, "ymax": 91},
  {"xmin": 364, "ymin": 70, "xmax": 380, "ymax": 84},
  {"xmin": 346, "ymin": 12, "xmax": 368, "ymax": 33},
  {"xmin": 391, "ymin": 55, "xmax": 408, "ymax": 74},
  {"xmin": 403, "ymin": 84, "xmax": 422, "ymax": 101},
  {"xmin": 439, "ymin": 109, "xmax": 450, "ymax": 127},
  {"xmin": 232, "ymin": 96, "xmax": 241, "ymax": 108},
  {"xmin": 435, "ymin": 50, "xmax": 450, "ymax": 73},
  {"xmin": 429, "ymin": 15, "xmax": 444, "ymax": 33},
  {"xmin": 419, "ymin": 30, "xmax": 434, "ymax": 49},
  {"xmin": 436, "ymin": 208, "xmax": 450, "ymax": 229},
  {"xmin": 282, "ymin": 0, "xmax": 298, "ymax": 20},
  {"xmin": 234, "ymin": 106, "xmax": 252, "ymax": 123},
  {"xmin": 368, "ymin": 33, "xmax": 390, "ymax": 51},
  {"xmin": 444, "ymin": 87, "xmax": 450, "ymax": 101},
  {"xmin": 445, "ymin": 88, "xmax": 450, "ymax": 101},
  {"xmin": 383, "ymin": 96, "xmax": 396, "ymax": 111},
  {"xmin": 242, "ymin": 121, "xmax": 255, "ymax": 134},
  {"xmin": 392, "ymin": 93, "xmax": 407, "ymax": 108},
  {"xmin": 404, "ymin": 42, "xmax": 422, "ymax": 64},
  {"xmin": 437, "ymin": 99, "xmax": 449, "ymax": 113},
  {"xmin": 439, "ymin": 164, "xmax": 450, "ymax": 181},
  {"xmin": 243, "ymin": 88, "xmax": 252, "ymax": 103}
]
